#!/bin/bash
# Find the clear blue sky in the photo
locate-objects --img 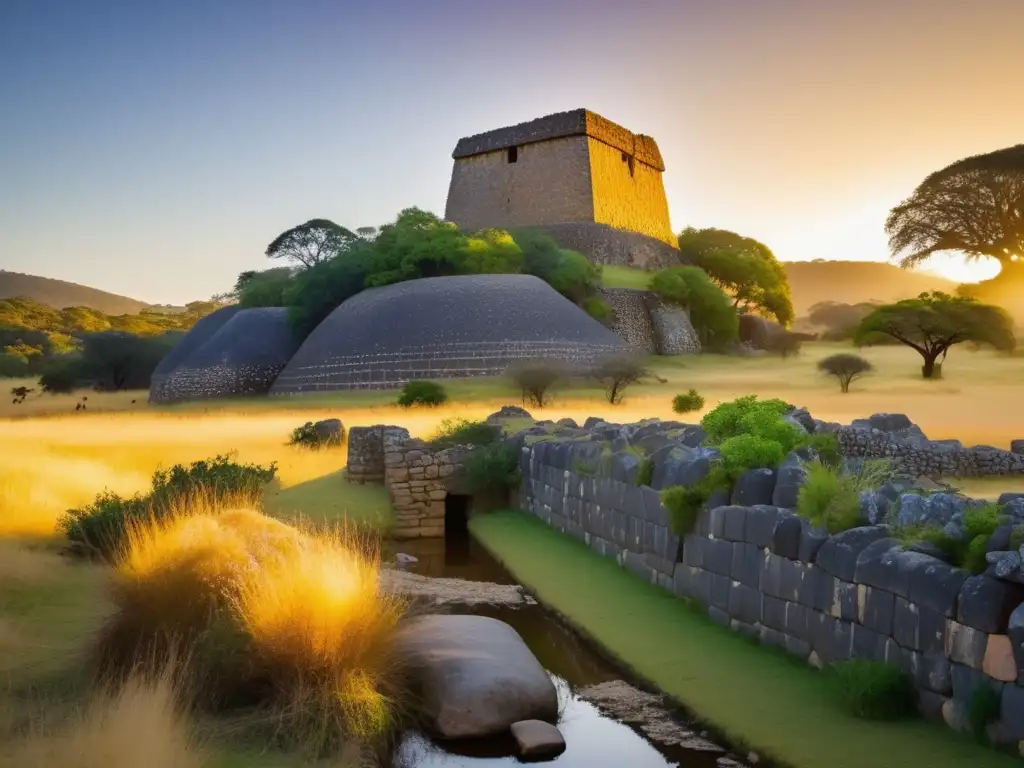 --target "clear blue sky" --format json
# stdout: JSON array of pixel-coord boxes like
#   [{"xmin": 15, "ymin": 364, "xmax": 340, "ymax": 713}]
[{"xmin": 1, "ymin": 0, "xmax": 1021, "ymax": 304}]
